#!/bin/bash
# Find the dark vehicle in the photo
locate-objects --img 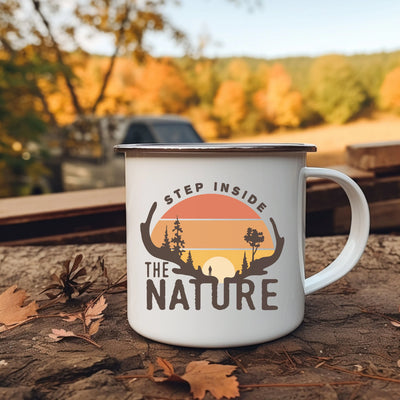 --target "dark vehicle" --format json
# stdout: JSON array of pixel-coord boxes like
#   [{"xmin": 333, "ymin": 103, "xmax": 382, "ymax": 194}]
[
  {"xmin": 121, "ymin": 116, "xmax": 203, "ymax": 145},
  {"xmin": 61, "ymin": 115, "xmax": 203, "ymax": 191}
]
